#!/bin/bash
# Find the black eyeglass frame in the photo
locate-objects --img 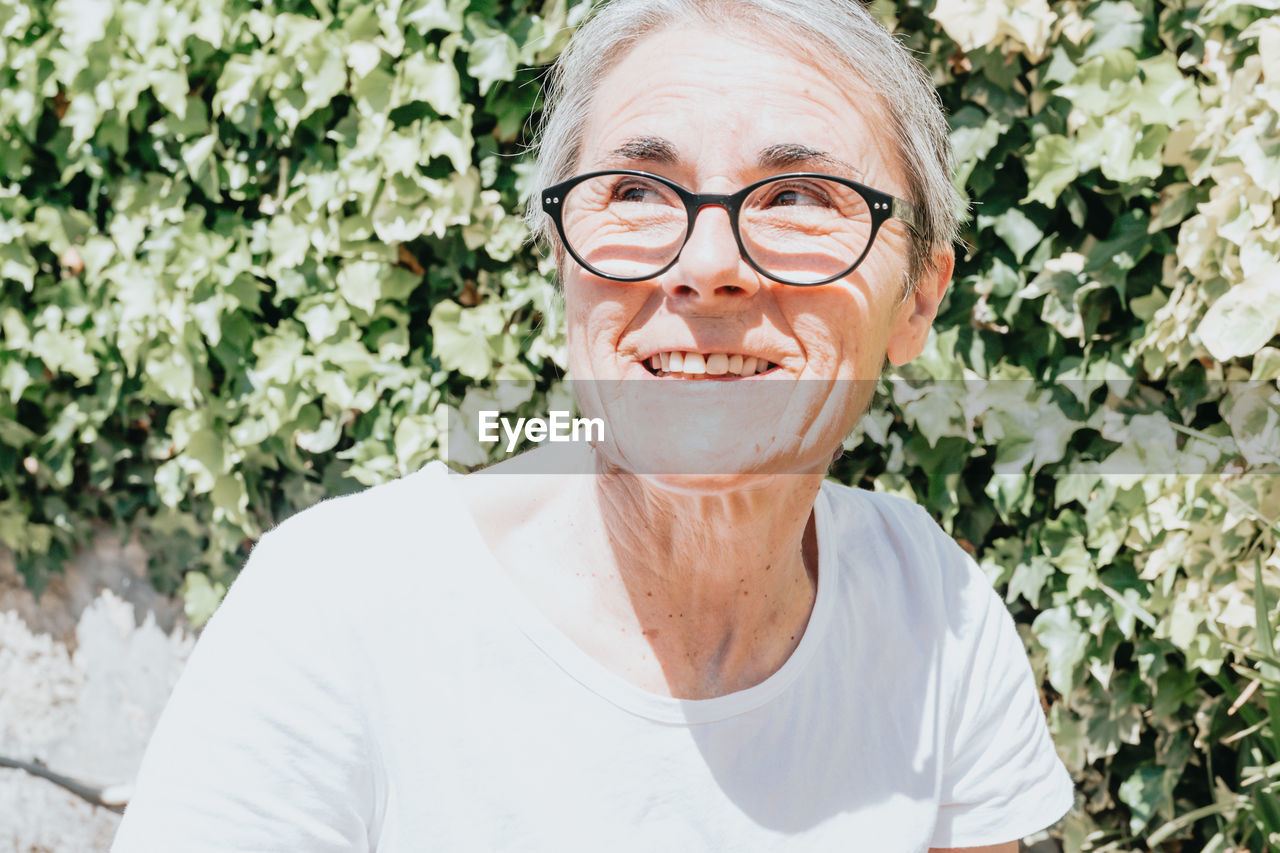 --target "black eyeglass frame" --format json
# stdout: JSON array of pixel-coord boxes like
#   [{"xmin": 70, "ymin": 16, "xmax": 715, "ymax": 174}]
[{"xmin": 540, "ymin": 169, "xmax": 924, "ymax": 287}]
